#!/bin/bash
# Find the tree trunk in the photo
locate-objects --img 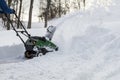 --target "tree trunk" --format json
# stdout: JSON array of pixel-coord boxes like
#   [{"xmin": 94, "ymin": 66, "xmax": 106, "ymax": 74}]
[
  {"xmin": 7, "ymin": 0, "xmax": 12, "ymax": 30},
  {"xmin": 83, "ymin": 0, "xmax": 85, "ymax": 7},
  {"xmin": 17, "ymin": 0, "xmax": 23, "ymax": 29},
  {"xmin": 27, "ymin": 0, "xmax": 34, "ymax": 29},
  {"xmin": 77, "ymin": 0, "xmax": 81, "ymax": 9},
  {"xmin": 58, "ymin": 0, "xmax": 61, "ymax": 17},
  {"xmin": 44, "ymin": 0, "xmax": 51, "ymax": 28}
]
